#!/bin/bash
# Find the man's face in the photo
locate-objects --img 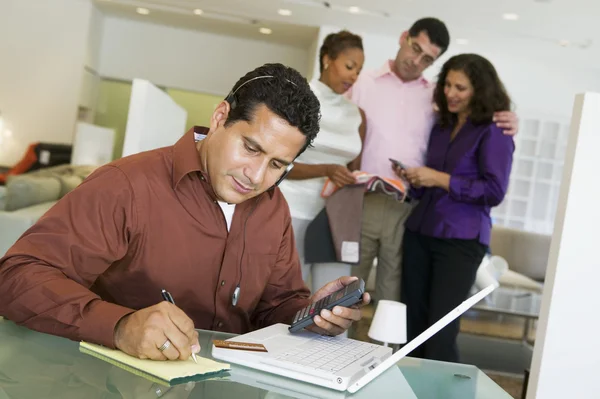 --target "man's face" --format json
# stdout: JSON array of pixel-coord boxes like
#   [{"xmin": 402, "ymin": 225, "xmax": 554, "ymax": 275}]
[
  {"xmin": 393, "ymin": 30, "xmax": 442, "ymax": 81},
  {"xmin": 203, "ymin": 103, "xmax": 306, "ymax": 204}
]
